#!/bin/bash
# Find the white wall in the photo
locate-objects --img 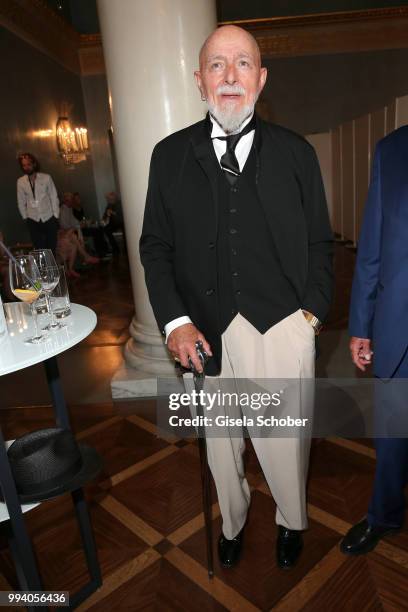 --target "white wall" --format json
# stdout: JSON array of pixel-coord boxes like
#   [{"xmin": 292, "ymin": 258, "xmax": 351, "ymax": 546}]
[
  {"xmin": 310, "ymin": 93, "xmax": 405, "ymax": 245},
  {"xmin": 305, "ymin": 132, "xmax": 333, "ymax": 225}
]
